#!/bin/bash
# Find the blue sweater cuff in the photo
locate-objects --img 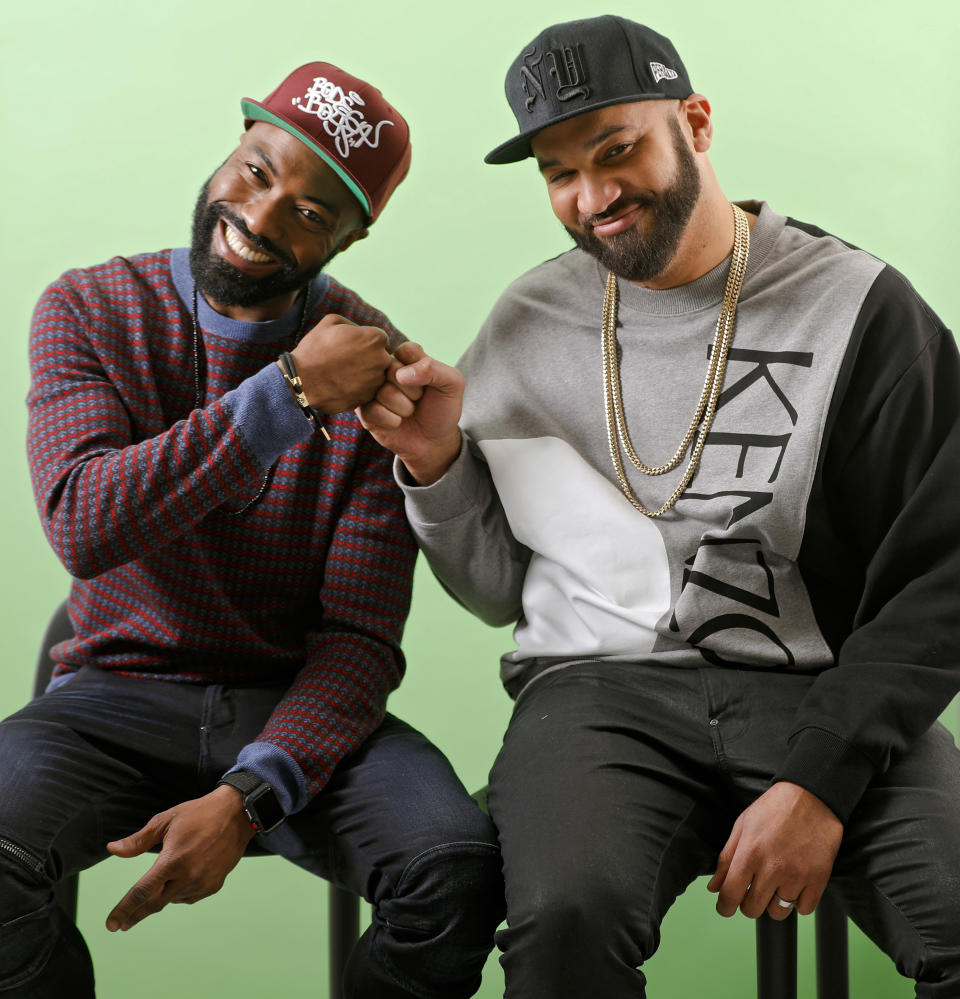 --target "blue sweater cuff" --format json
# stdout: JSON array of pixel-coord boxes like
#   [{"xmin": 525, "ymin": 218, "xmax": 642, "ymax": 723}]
[
  {"xmin": 221, "ymin": 364, "xmax": 316, "ymax": 469},
  {"xmin": 224, "ymin": 742, "xmax": 310, "ymax": 815}
]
